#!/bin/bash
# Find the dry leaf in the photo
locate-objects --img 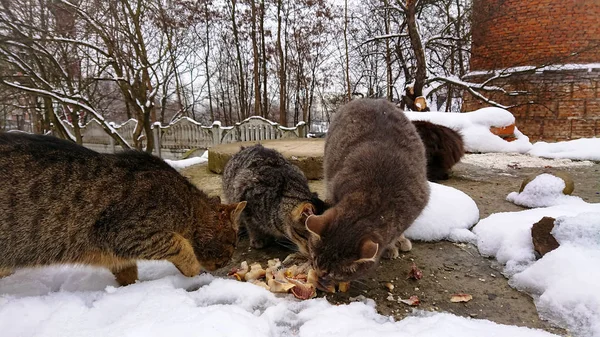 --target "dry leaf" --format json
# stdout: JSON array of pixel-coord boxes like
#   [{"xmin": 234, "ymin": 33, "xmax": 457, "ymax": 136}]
[
  {"xmin": 385, "ymin": 282, "xmax": 394, "ymax": 291},
  {"xmin": 407, "ymin": 263, "xmax": 423, "ymax": 280},
  {"xmin": 399, "ymin": 295, "xmax": 420, "ymax": 306},
  {"xmin": 450, "ymin": 293, "xmax": 473, "ymax": 303}
]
